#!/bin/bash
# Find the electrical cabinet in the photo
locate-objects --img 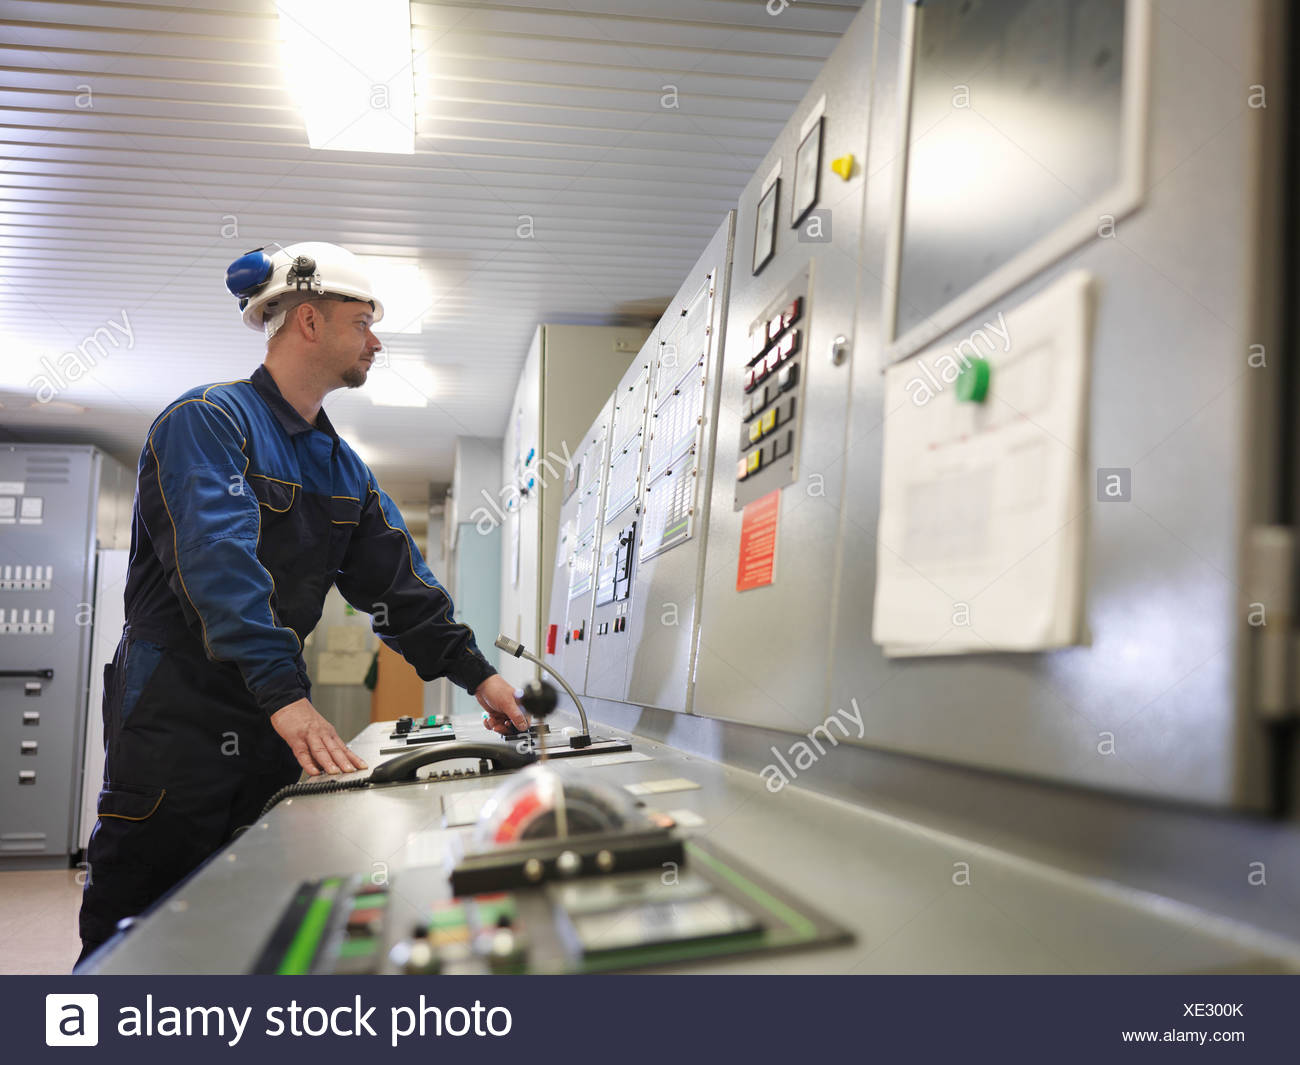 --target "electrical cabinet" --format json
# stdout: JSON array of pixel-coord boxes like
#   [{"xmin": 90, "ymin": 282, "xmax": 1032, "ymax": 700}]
[
  {"xmin": 690, "ymin": 11, "xmax": 873, "ymax": 733},
  {"xmin": 542, "ymin": 398, "xmax": 614, "ymax": 704},
  {"xmin": 622, "ymin": 217, "xmax": 735, "ymax": 713},
  {"xmin": 585, "ymin": 346, "xmax": 656, "ymax": 701},
  {"xmin": 497, "ymin": 324, "xmax": 648, "ymax": 686},
  {"xmin": 826, "ymin": 0, "xmax": 1291, "ymax": 809},
  {"xmin": 536, "ymin": 0, "xmax": 1295, "ymax": 813},
  {"xmin": 0, "ymin": 445, "xmax": 130, "ymax": 864}
]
